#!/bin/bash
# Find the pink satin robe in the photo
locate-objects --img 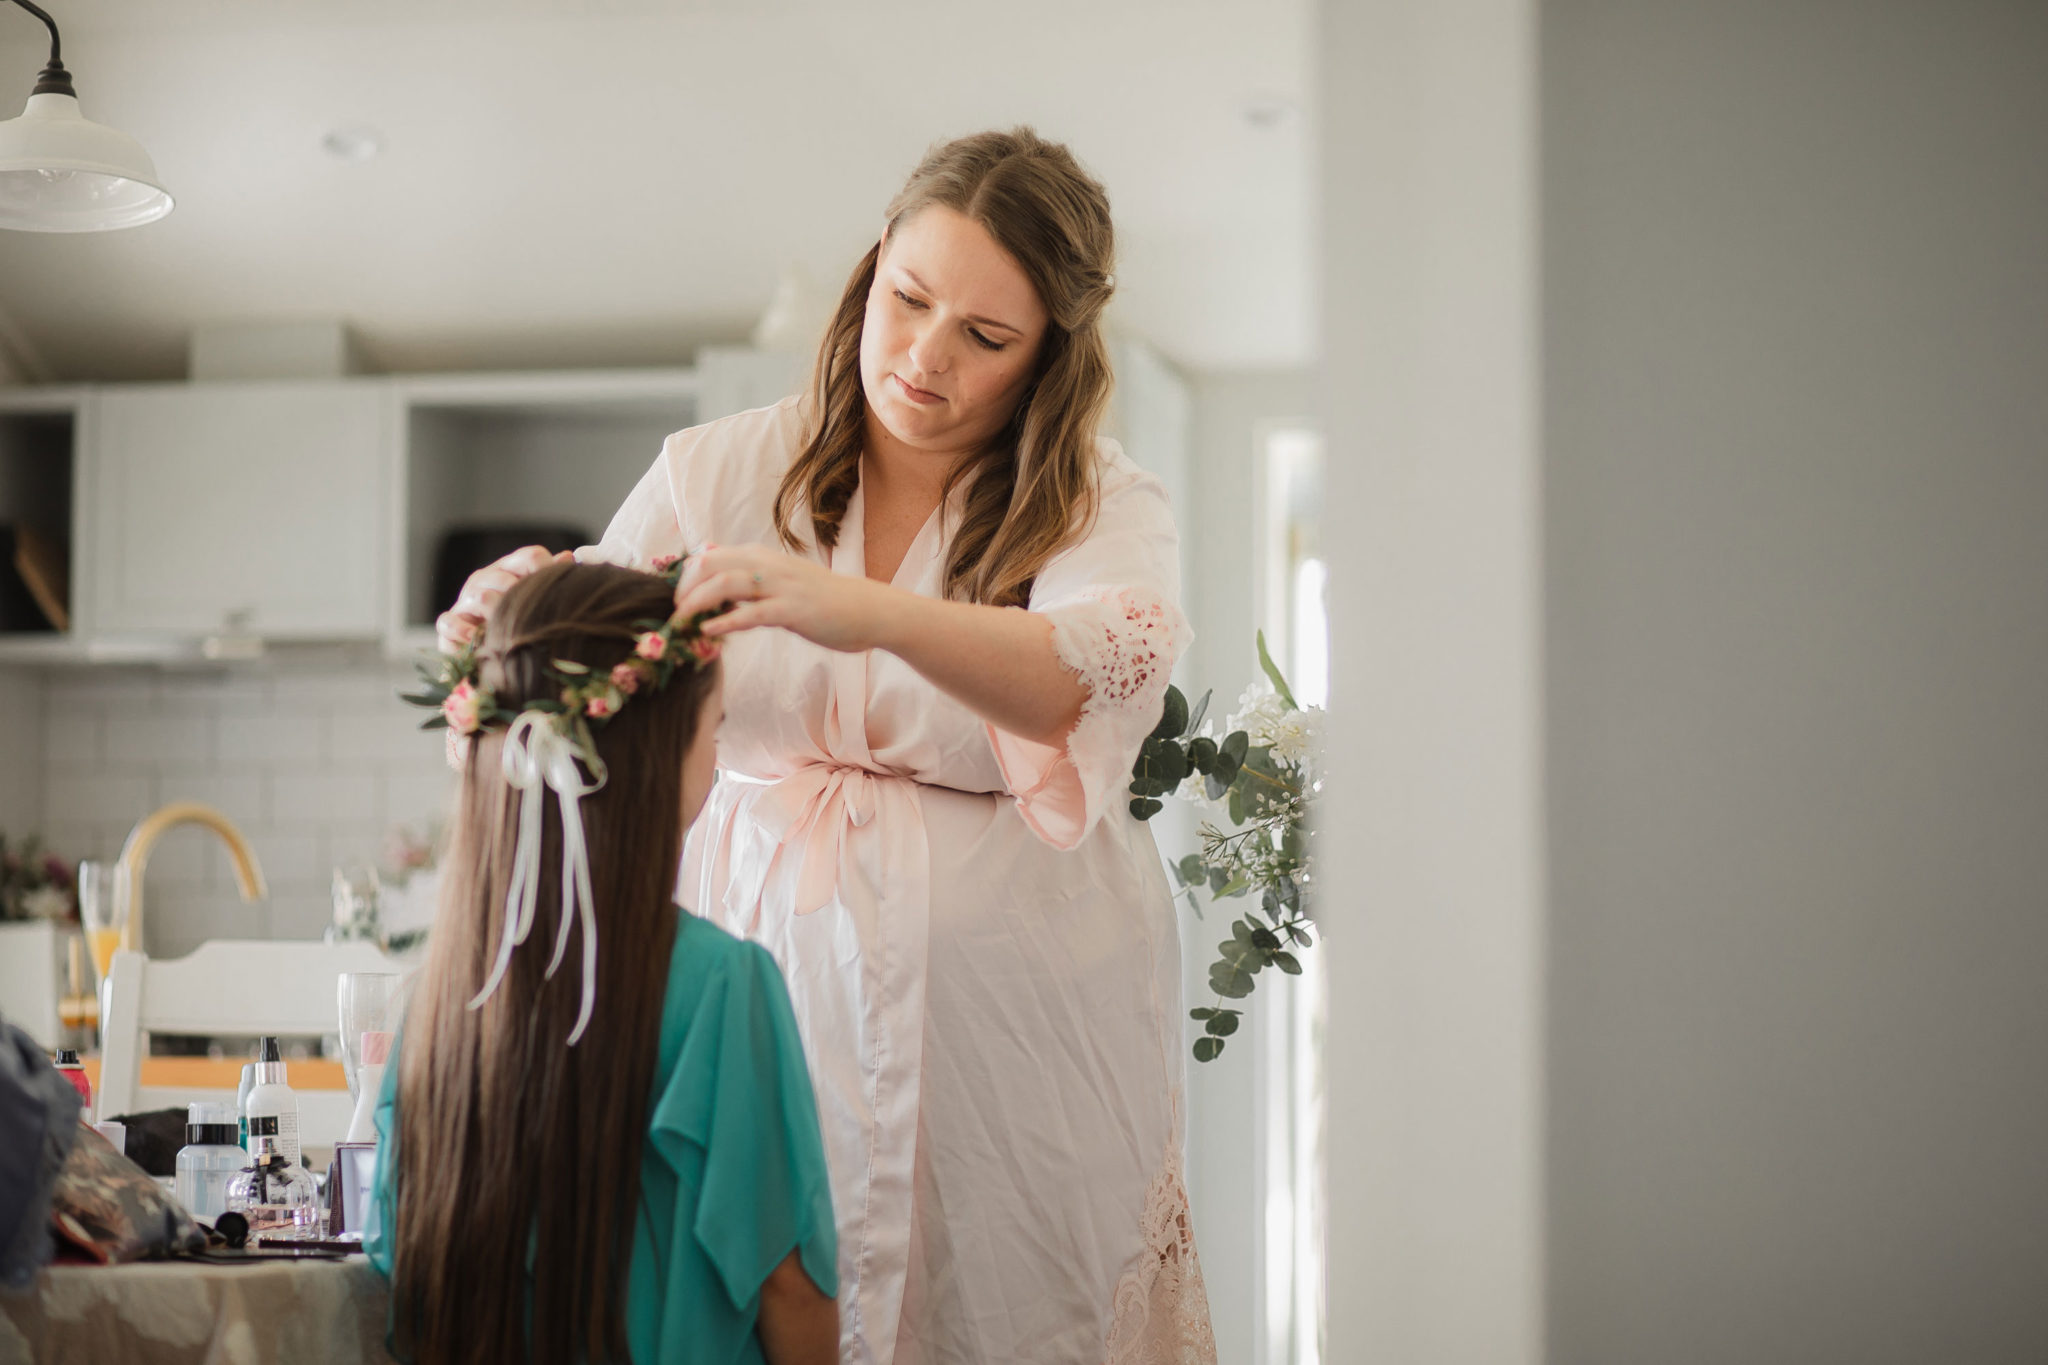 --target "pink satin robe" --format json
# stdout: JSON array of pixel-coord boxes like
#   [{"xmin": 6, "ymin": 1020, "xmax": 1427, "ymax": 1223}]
[{"xmin": 587, "ymin": 398, "xmax": 1216, "ymax": 1365}]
